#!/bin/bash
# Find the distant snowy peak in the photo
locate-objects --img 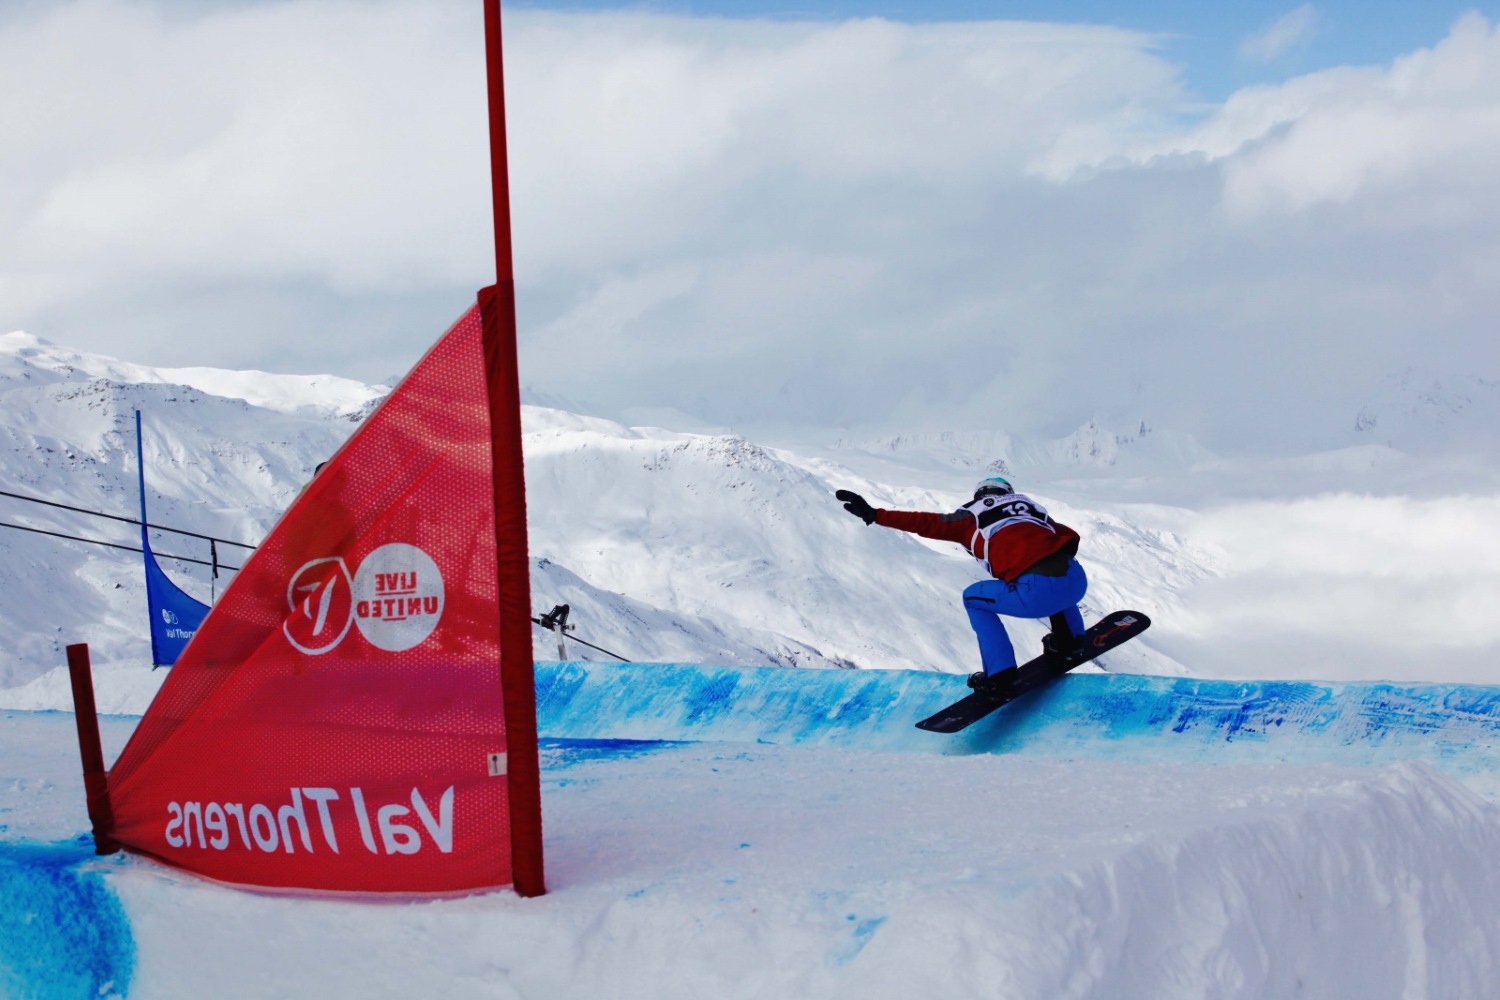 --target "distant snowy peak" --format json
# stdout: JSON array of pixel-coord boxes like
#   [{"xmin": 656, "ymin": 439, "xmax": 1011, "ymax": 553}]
[
  {"xmin": 838, "ymin": 429, "xmax": 1015, "ymax": 472},
  {"xmin": 1, "ymin": 331, "xmax": 386, "ymax": 419},
  {"xmin": 836, "ymin": 418, "xmax": 1211, "ymax": 478},
  {"xmin": 522, "ymin": 404, "xmax": 787, "ymax": 478},
  {"xmin": 521, "ymin": 403, "xmax": 646, "ymax": 440},
  {"xmin": 1028, "ymin": 418, "xmax": 1146, "ymax": 468},
  {"xmin": 1355, "ymin": 370, "xmax": 1500, "ymax": 453}
]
